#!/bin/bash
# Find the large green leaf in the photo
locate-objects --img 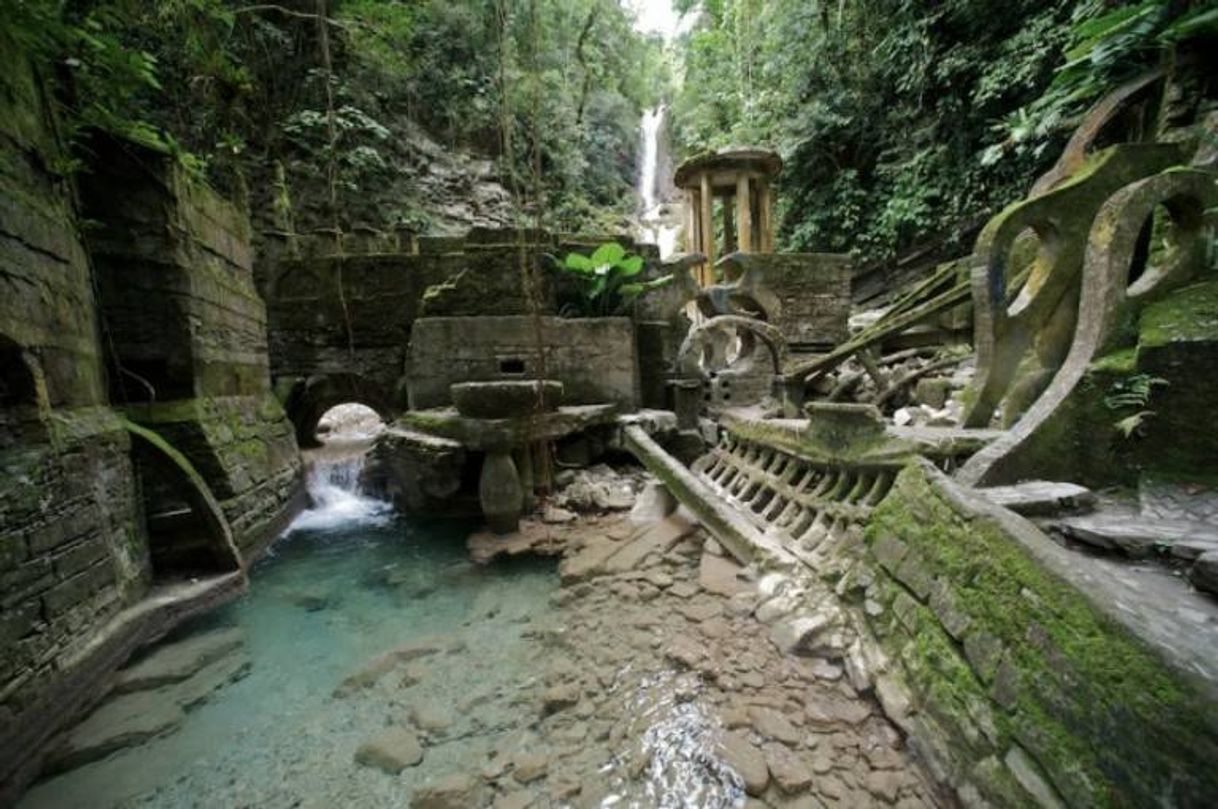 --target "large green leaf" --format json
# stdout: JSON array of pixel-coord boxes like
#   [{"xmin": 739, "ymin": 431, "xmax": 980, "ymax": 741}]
[
  {"xmin": 618, "ymin": 255, "xmax": 644, "ymax": 276},
  {"xmin": 564, "ymin": 253, "xmax": 595, "ymax": 273},
  {"xmin": 590, "ymin": 241, "xmax": 626, "ymax": 267}
]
